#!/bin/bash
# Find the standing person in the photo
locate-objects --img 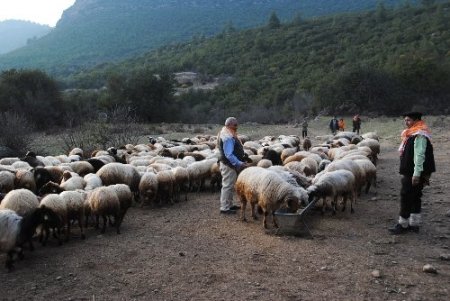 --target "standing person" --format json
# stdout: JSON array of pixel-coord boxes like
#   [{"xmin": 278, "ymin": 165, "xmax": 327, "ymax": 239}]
[
  {"xmin": 217, "ymin": 117, "xmax": 250, "ymax": 214},
  {"xmin": 329, "ymin": 116, "xmax": 339, "ymax": 135},
  {"xmin": 352, "ymin": 114, "xmax": 361, "ymax": 134},
  {"xmin": 338, "ymin": 118, "xmax": 345, "ymax": 131},
  {"xmin": 301, "ymin": 117, "xmax": 308, "ymax": 138},
  {"xmin": 388, "ymin": 112, "xmax": 436, "ymax": 234}
]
